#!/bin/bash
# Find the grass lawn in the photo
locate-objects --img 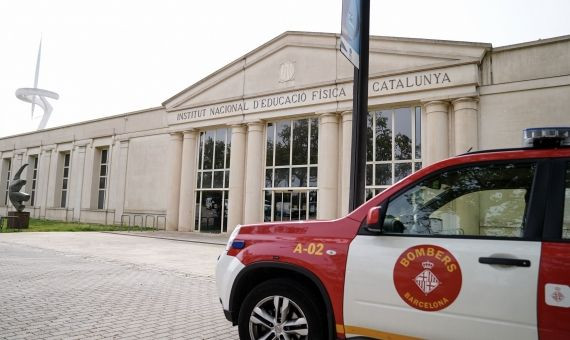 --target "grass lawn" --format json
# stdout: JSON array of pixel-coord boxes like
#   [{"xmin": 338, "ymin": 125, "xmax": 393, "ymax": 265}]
[{"xmin": 0, "ymin": 218, "xmax": 156, "ymax": 233}]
